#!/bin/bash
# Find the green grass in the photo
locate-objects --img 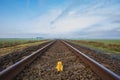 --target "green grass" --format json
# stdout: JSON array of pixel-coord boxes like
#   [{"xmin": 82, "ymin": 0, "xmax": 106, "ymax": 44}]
[
  {"xmin": 0, "ymin": 38, "xmax": 49, "ymax": 56},
  {"xmin": 0, "ymin": 38, "xmax": 46, "ymax": 48},
  {"xmin": 84, "ymin": 39, "xmax": 120, "ymax": 45},
  {"xmin": 69, "ymin": 39, "xmax": 120, "ymax": 54}
]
